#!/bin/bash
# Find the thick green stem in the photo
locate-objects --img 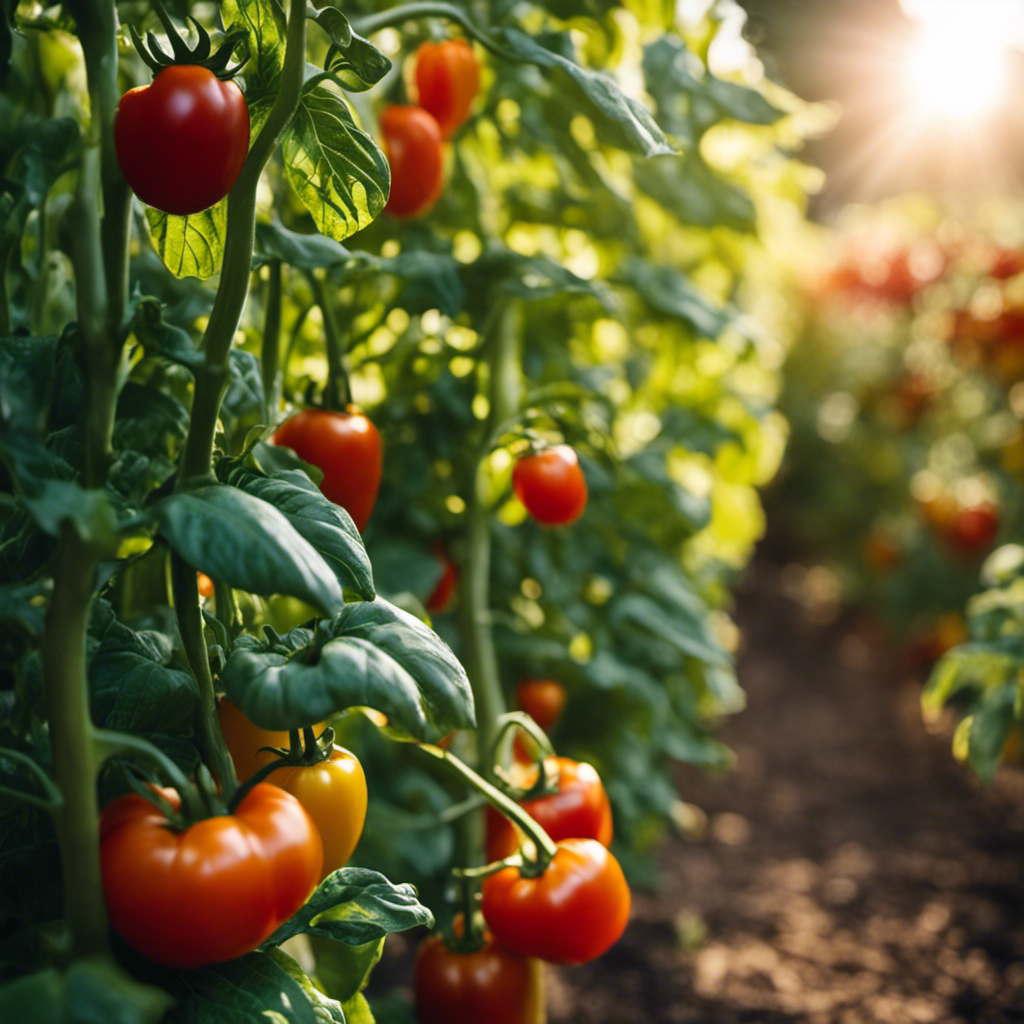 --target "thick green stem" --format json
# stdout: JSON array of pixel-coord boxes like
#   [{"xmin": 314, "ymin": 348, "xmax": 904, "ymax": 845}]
[
  {"xmin": 261, "ymin": 261, "xmax": 283, "ymax": 419},
  {"xmin": 308, "ymin": 272, "xmax": 350, "ymax": 410},
  {"xmin": 41, "ymin": 528, "xmax": 109, "ymax": 958}
]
